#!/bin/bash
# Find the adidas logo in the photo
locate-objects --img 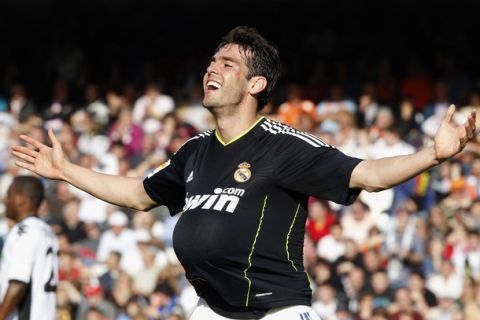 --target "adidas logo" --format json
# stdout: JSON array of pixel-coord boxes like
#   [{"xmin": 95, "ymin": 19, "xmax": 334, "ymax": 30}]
[{"xmin": 186, "ymin": 171, "xmax": 194, "ymax": 183}]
